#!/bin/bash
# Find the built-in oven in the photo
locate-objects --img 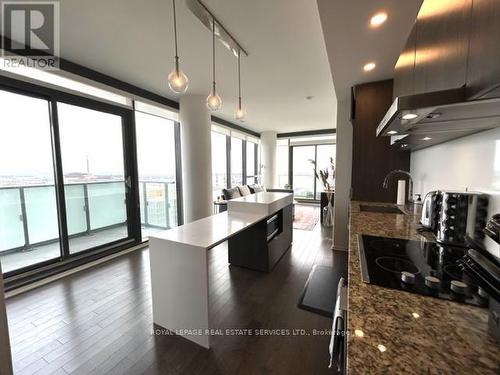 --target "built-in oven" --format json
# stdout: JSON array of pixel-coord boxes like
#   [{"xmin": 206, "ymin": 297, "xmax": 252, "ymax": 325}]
[
  {"xmin": 329, "ymin": 277, "xmax": 347, "ymax": 374},
  {"xmin": 266, "ymin": 213, "xmax": 281, "ymax": 242}
]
